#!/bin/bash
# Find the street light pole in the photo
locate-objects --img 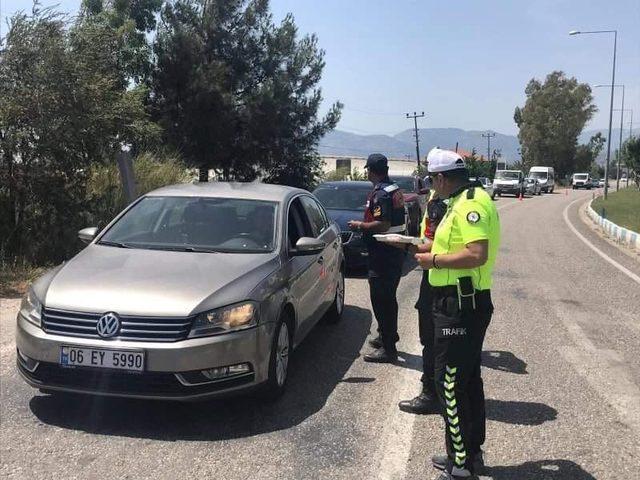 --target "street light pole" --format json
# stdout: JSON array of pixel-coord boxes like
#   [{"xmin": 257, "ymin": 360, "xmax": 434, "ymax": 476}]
[
  {"xmin": 406, "ymin": 112, "xmax": 425, "ymax": 172},
  {"xmin": 571, "ymin": 29, "xmax": 618, "ymax": 199},
  {"xmin": 596, "ymin": 84, "xmax": 624, "ymax": 190}
]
